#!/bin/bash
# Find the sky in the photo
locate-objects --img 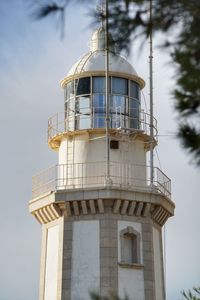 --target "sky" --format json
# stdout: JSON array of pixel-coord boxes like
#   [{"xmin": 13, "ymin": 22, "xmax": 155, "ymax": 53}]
[{"xmin": 0, "ymin": 1, "xmax": 200, "ymax": 300}]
